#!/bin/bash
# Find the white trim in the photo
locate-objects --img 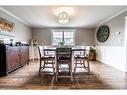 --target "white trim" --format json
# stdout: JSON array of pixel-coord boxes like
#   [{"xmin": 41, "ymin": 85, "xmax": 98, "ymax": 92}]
[
  {"xmin": 124, "ymin": 16, "xmax": 127, "ymax": 72},
  {"xmin": 96, "ymin": 46, "xmax": 126, "ymax": 72},
  {"xmin": 0, "ymin": 7, "xmax": 30, "ymax": 26},
  {"xmin": 125, "ymin": 16, "xmax": 127, "ymax": 20},
  {"xmin": 96, "ymin": 8, "xmax": 127, "ymax": 27}
]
